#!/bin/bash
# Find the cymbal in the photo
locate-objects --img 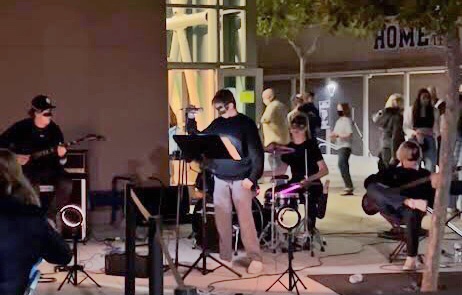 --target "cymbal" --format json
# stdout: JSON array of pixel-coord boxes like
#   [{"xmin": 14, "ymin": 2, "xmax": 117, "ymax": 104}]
[{"xmin": 264, "ymin": 143, "xmax": 295, "ymax": 155}]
